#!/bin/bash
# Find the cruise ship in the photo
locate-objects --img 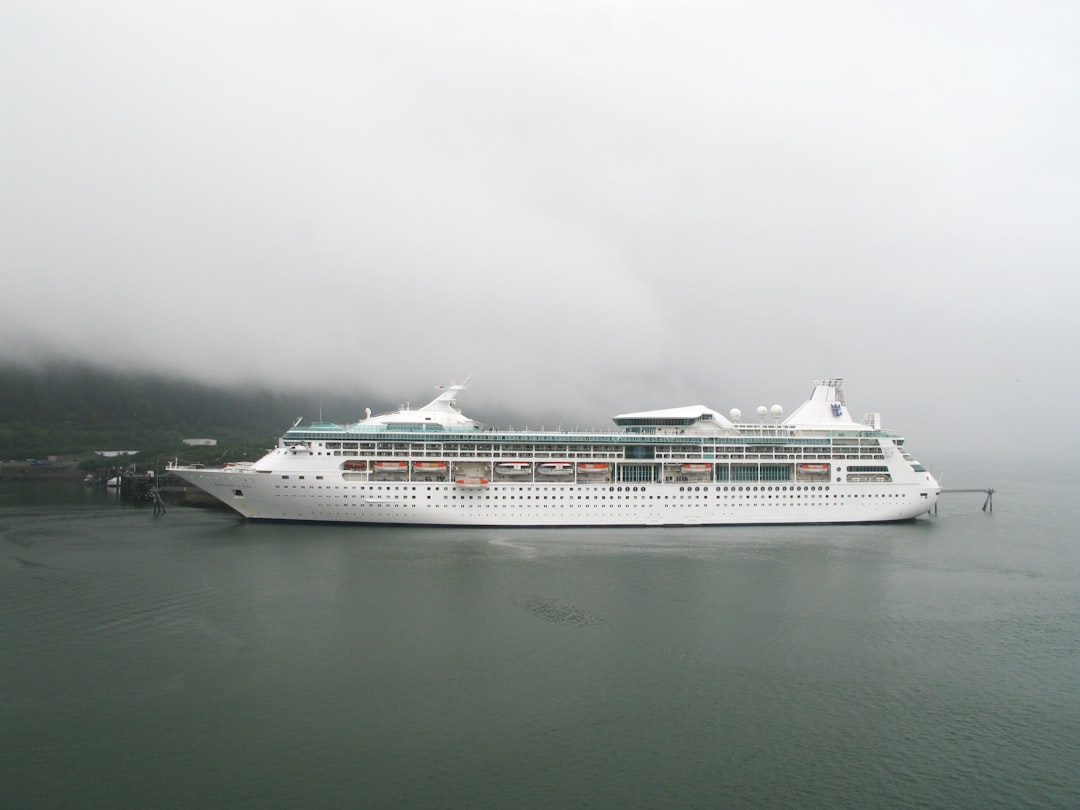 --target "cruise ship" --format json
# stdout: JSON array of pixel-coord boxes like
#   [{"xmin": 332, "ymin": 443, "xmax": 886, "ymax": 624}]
[{"xmin": 168, "ymin": 379, "xmax": 941, "ymax": 526}]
